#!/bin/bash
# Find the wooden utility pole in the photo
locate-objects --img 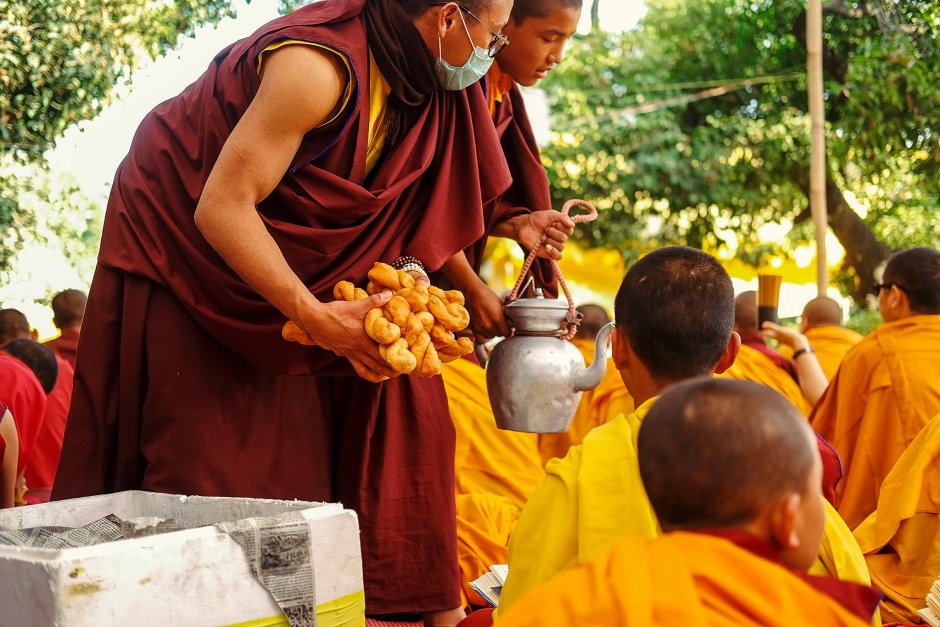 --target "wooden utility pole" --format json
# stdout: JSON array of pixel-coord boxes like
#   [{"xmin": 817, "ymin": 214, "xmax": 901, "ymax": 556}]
[{"xmin": 807, "ymin": 0, "xmax": 829, "ymax": 295}]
